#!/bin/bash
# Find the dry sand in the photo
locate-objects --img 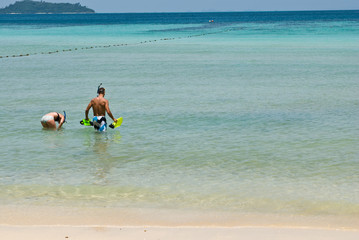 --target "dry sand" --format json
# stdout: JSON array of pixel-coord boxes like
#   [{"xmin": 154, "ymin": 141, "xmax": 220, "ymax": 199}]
[
  {"xmin": 1, "ymin": 226, "xmax": 359, "ymax": 240},
  {"xmin": 1, "ymin": 205, "xmax": 358, "ymax": 239}
]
